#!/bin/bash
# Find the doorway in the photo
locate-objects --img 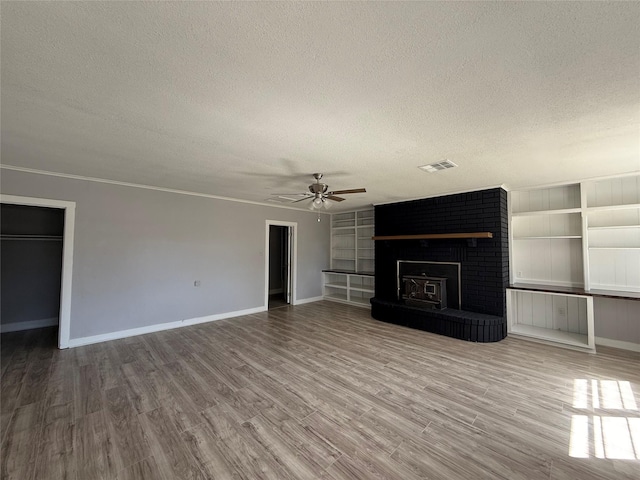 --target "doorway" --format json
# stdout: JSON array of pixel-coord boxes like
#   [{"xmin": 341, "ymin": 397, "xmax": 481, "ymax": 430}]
[
  {"xmin": 0, "ymin": 195, "xmax": 75, "ymax": 349},
  {"xmin": 265, "ymin": 221, "xmax": 297, "ymax": 310},
  {"xmin": 1, "ymin": 204, "xmax": 65, "ymax": 336}
]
